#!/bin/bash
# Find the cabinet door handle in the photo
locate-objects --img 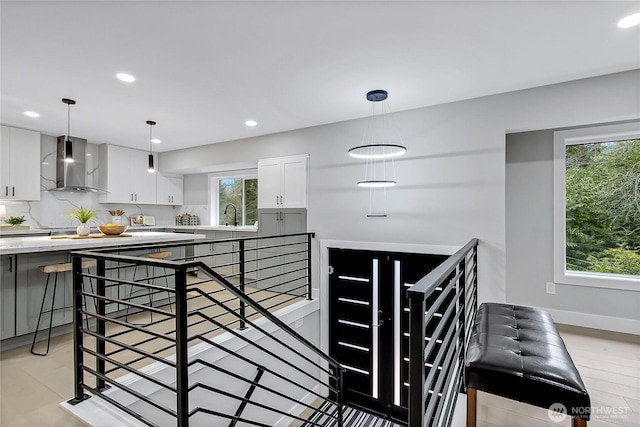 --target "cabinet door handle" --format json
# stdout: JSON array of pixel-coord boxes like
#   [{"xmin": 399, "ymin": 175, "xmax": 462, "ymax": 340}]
[
  {"xmin": 12, "ymin": 186, "xmax": 15, "ymax": 197},
  {"xmin": 135, "ymin": 194, "xmax": 138, "ymax": 201},
  {"xmin": 8, "ymin": 256, "xmax": 12, "ymax": 273},
  {"xmin": 131, "ymin": 193, "xmax": 134, "ymax": 201},
  {"xmin": 4, "ymin": 186, "xmax": 7, "ymax": 196}
]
